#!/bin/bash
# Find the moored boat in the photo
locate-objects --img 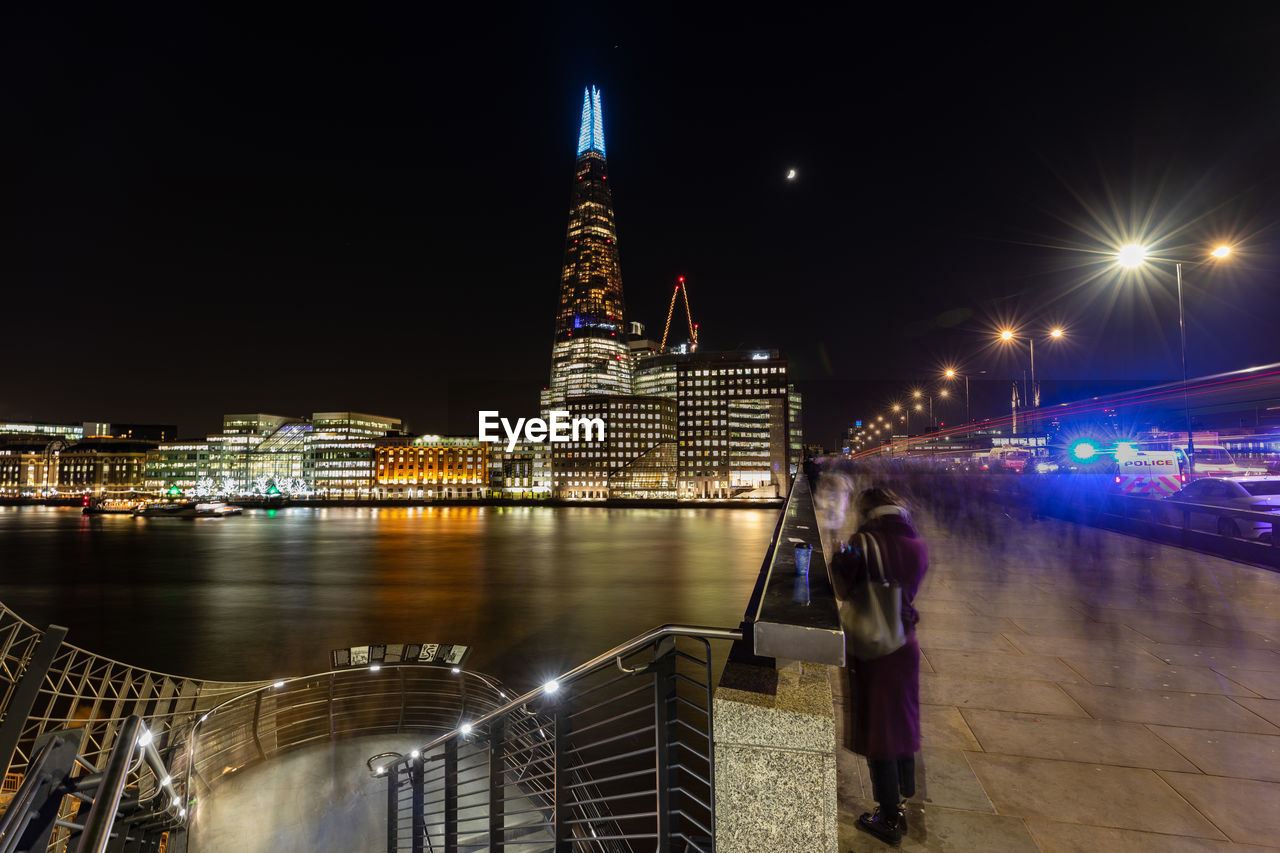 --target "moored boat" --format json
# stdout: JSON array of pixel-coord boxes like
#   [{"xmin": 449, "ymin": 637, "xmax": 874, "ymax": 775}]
[
  {"xmin": 83, "ymin": 499, "xmax": 141, "ymax": 515},
  {"xmin": 134, "ymin": 500, "xmax": 243, "ymax": 518}
]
